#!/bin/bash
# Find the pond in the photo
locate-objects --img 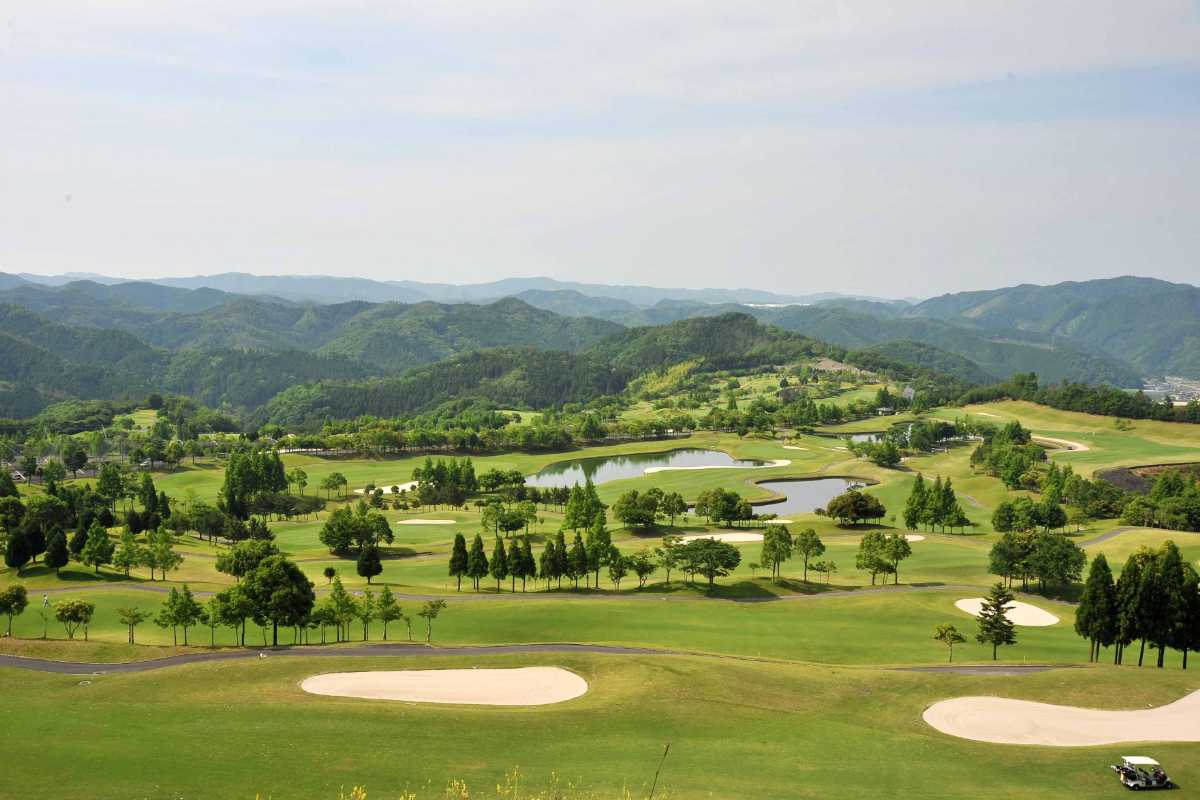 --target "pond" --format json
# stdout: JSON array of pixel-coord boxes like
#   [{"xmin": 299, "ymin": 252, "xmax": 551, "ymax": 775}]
[
  {"xmin": 752, "ymin": 478, "xmax": 859, "ymax": 515},
  {"xmin": 526, "ymin": 448, "xmax": 766, "ymax": 487}
]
